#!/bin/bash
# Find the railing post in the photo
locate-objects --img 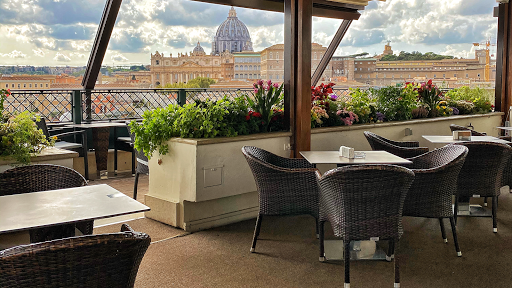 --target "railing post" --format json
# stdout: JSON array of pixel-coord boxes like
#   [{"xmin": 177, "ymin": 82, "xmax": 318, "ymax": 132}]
[
  {"xmin": 85, "ymin": 89, "xmax": 92, "ymax": 122},
  {"xmin": 72, "ymin": 90, "xmax": 82, "ymax": 125},
  {"xmin": 178, "ymin": 89, "xmax": 186, "ymax": 106}
]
